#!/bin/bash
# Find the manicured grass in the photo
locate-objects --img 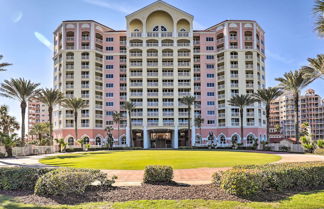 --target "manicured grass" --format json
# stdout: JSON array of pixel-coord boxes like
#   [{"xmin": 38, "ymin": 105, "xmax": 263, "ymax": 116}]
[
  {"xmin": 1, "ymin": 190, "xmax": 324, "ymax": 209},
  {"xmin": 39, "ymin": 150, "xmax": 281, "ymax": 170}
]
